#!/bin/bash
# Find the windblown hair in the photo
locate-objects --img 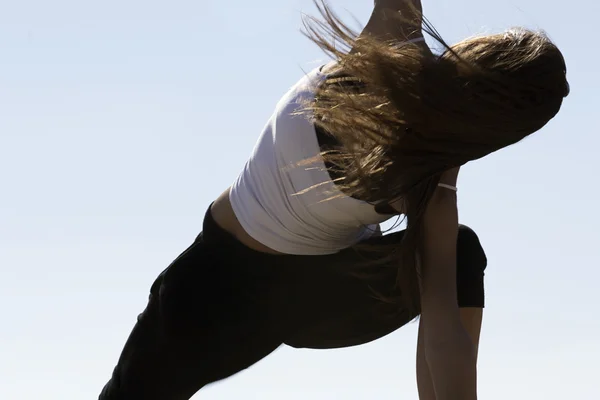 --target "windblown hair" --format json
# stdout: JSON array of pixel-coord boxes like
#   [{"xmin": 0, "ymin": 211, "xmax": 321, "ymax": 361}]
[{"xmin": 302, "ymin": 1, "xmax": 569, "ymax": 315}]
